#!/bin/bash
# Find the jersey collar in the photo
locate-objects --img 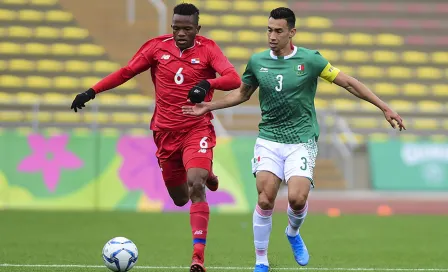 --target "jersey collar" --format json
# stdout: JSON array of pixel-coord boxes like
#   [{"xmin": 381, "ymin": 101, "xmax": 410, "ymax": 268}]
[{"xmin": 270, "ymin": 46, "xmax": 297, "ymax": 60}]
